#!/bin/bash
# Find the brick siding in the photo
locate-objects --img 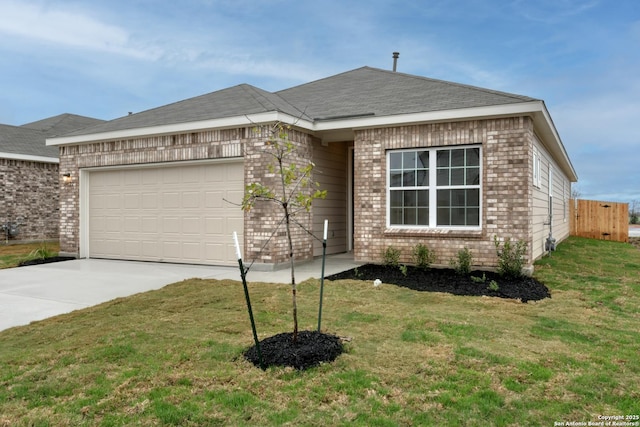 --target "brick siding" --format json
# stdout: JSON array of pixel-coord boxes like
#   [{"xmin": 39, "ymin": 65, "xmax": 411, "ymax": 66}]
[
  {"xmin": 58, "ymin": 126, "xmax": 317, "ymax": 266},
  {"xmin": 58, "ymin": 129, "xmax": 245, "ymax": 256},
  {"xmin": 353, "ymin": 117, "xmax": 535, "ymax": 269},
  {"xmin": 0, "ymin": 159, "xmax": 59, "ymax": 241}
]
